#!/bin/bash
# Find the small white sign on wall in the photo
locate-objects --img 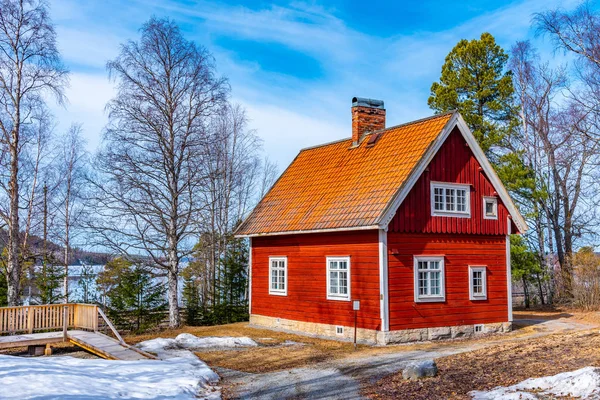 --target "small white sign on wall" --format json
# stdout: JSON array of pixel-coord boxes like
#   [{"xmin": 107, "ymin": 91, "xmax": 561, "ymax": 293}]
[{"xmin": 353, "ymin": 300, "xmax": 360, "ymax": 311}]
